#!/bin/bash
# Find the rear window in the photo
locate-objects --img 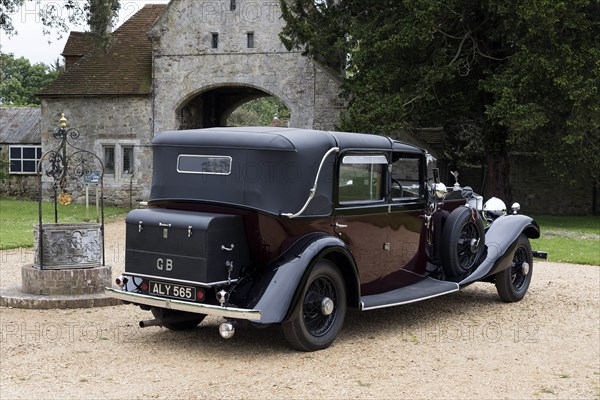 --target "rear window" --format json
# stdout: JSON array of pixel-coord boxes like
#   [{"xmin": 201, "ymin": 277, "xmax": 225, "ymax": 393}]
[{"xmin": 177, "ymin": 155, "xmax": 232, "ymax": 175}]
